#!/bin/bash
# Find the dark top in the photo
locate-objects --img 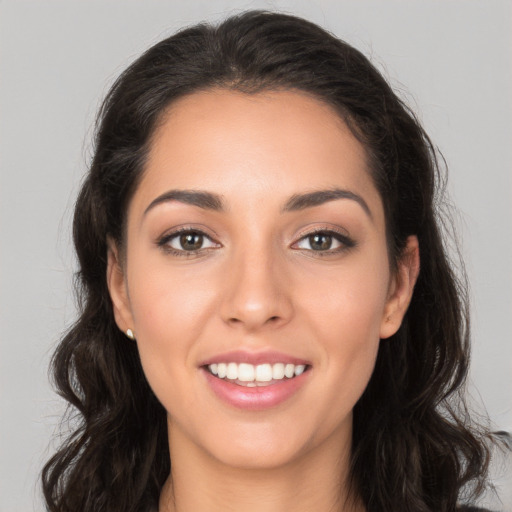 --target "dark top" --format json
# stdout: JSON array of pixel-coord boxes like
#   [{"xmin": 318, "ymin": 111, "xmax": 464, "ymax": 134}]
[
  {"xmin": 458, "ymin": 507, "xmax": 496, "ymax": 512},
  {"xmin": 150, "ymin": 506, "xmax": 496, "ymax": 511}
]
